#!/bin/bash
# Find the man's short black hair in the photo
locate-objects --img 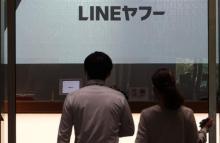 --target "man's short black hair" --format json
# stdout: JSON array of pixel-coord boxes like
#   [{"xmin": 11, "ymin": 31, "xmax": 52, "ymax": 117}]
[{"xmin": 84, "ymin": 51, "xmax": 113, "ymax": 80}]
